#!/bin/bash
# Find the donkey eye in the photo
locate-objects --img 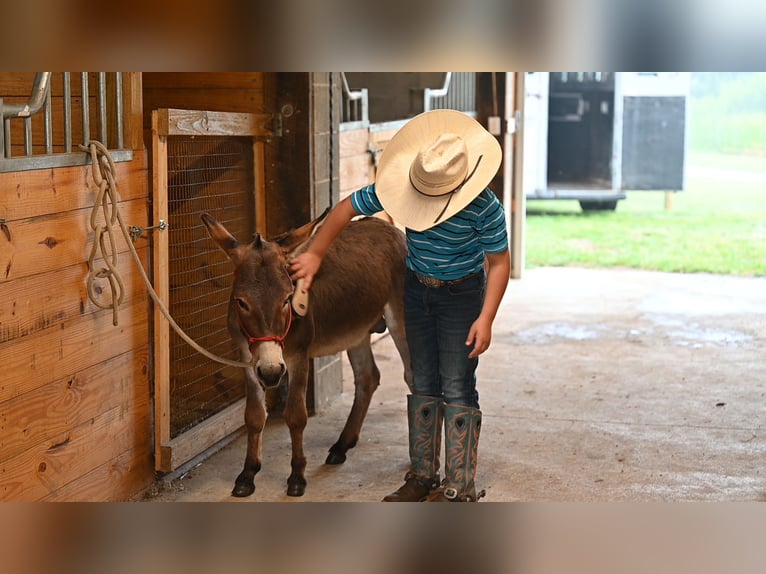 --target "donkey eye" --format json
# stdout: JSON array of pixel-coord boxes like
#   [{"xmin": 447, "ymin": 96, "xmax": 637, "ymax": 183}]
[
  {"xmin": 283, "ymin": 297, "xmax": 291, "ymax": 308},
  {"xmin": 235, "ymin": 298, "xmax": 250, "ymax": 312}
]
